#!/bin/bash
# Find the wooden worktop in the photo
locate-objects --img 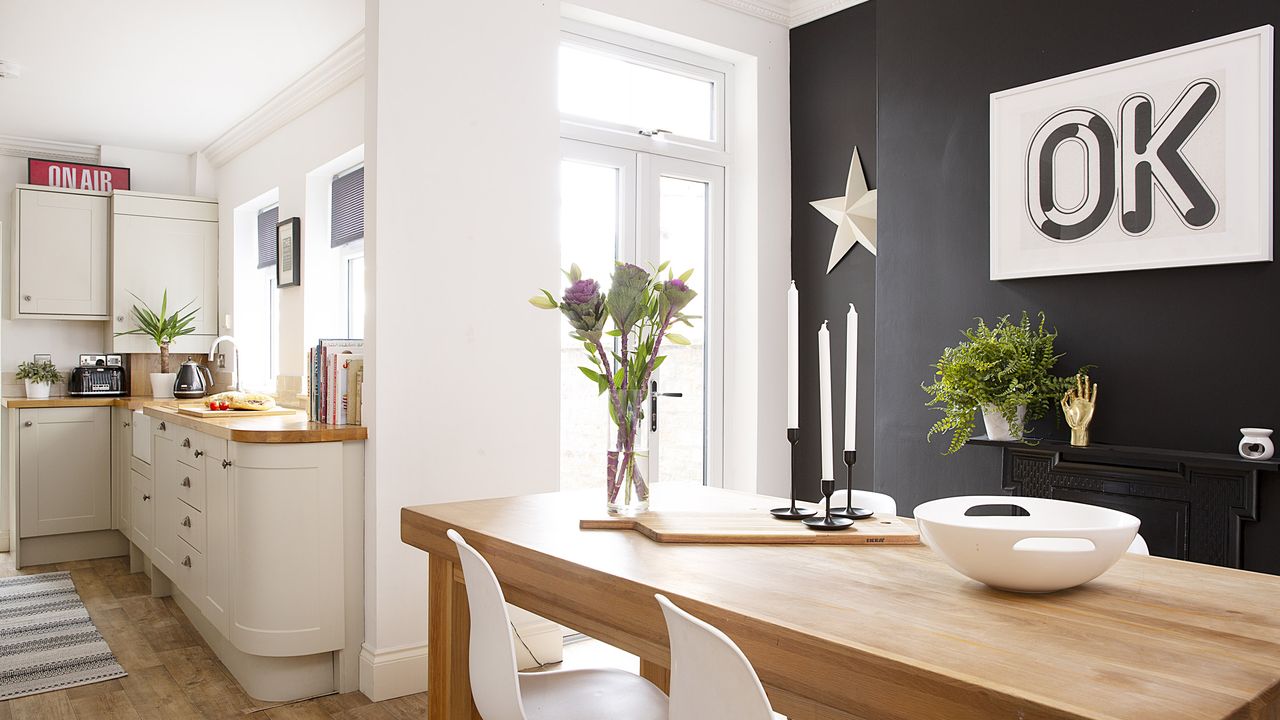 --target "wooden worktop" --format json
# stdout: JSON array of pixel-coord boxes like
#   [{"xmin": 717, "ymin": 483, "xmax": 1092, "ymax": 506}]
[
  {"xmin": 404, "ymin": 485, "xmax": 1280, "ymax": 720},
  {"xmin": 1, "ymin": 396, "xmax": 367, "ymax": 443}
]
